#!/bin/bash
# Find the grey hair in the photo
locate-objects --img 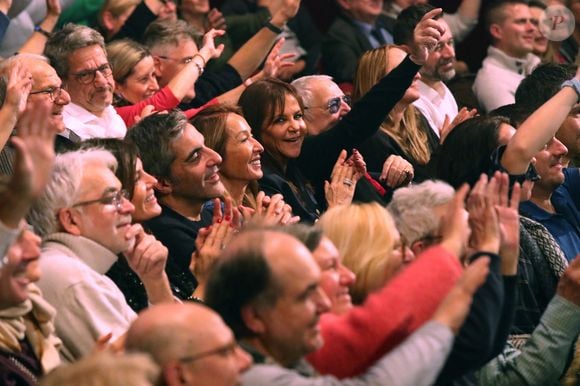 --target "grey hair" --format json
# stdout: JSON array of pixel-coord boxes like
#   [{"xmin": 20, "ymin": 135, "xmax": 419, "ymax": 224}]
[
  {"xmin": 27, "ymin": 149, "xmax": 117, "ymax": 237},
  {"xmin": 143, "ymin": 19, "xmax": 201, "ymax": 53},
  {"xmin": 0, "ymin": 54, "xmax": 50, "ymax": 107},
  {"xmin": 291, "ymin": 75, "xmax": 334, "ymax": 108},
  {"xmin": 44, "ymin": 23, "xmax": 106, "ymax": 78},
  {"xmin": 387, "ymin": 180, "xmax": 454, "ymax": 245}
]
